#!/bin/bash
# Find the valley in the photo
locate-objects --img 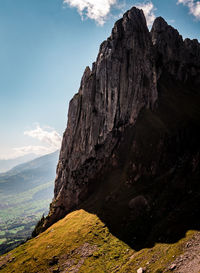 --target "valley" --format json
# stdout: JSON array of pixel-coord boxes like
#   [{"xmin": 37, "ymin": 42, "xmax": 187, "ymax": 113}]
[
  {"xmin": 0, "ymin": 4, "xmax": 200, "ymax": 272},
  {"xmin": 0, "ymin": 151, "xmax": 58, "ymax": 254}
]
